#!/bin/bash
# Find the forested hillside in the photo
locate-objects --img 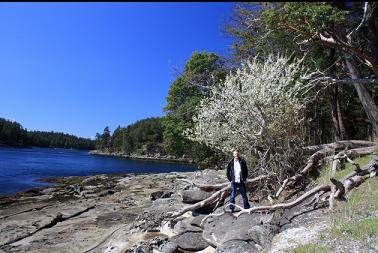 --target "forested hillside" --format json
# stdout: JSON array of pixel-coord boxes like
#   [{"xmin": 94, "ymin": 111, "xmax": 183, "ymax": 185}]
[
  {"xmin": 95, "ymin": 117, "xmax": 164, "ymax": 155},
  {"xmin": 0, "ymin": 118, "xmax": 95, "ymax": 150},
  {"xmin": 0, "ymin": 118, "xmax": 27, "ymax": 147},
  {"xmin": 82, "ymin": 3, "xmax": 378, "ymax": 170}
]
